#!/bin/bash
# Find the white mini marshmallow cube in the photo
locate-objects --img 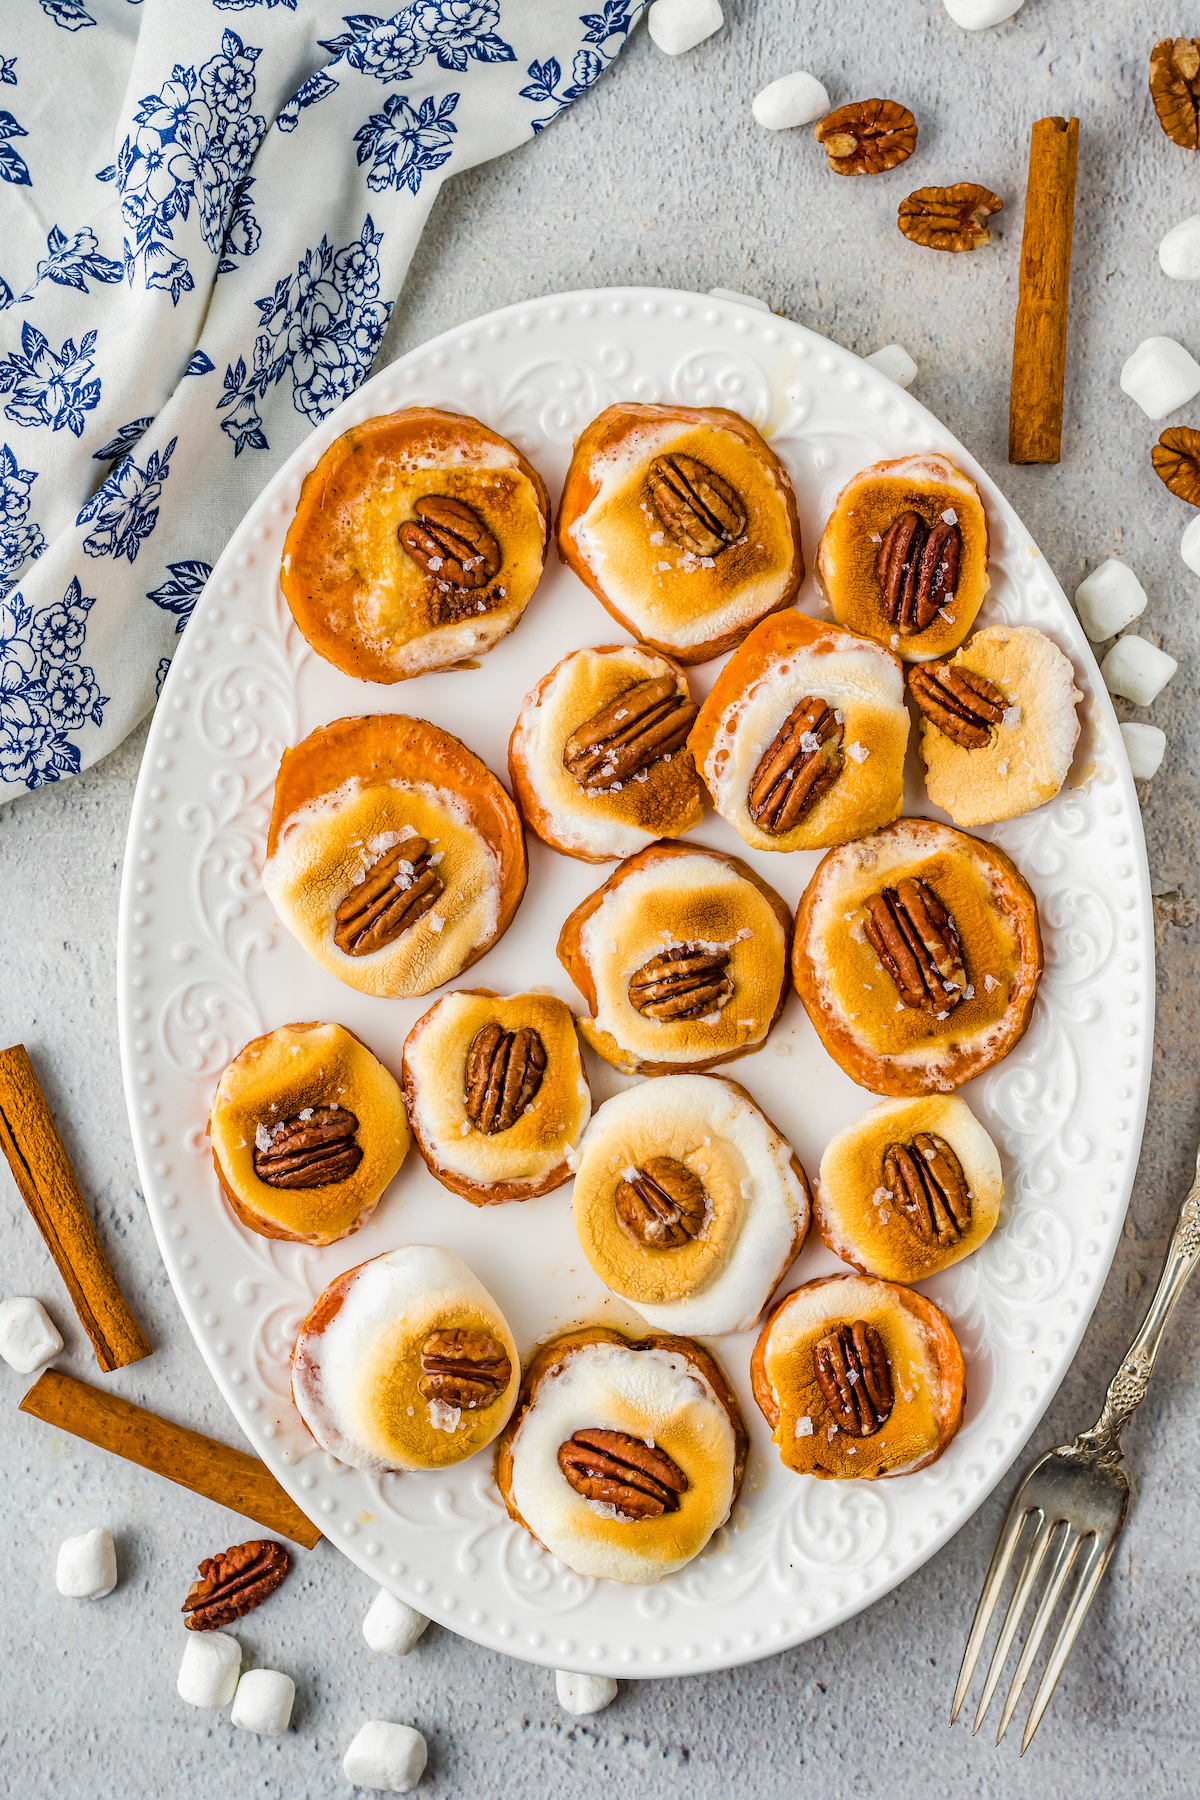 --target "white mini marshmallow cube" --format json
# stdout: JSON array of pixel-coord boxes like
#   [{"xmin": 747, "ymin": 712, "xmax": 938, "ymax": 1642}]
[
  {"xmin": 1159, "ymin": 216, "xmax": 1200, "ymax": 281},
  {"xmin": 1181, "ymin": 515, "xmax": 1200, "ymax": 575},
  {"xmin": 363, "ymin": 1588, "xmax": 429, "ymax": 1657},
  {"xmin": 647, "ymin": 0, "xmax": 723, "ymax": 55},
  {"xmin": 1101, "ymin": 636, "xmax": 1178, "ymax": 706},
  {"xmin": 343, "ymin": 1721, "xmax": 428, "ymax": 1793},
  {"xmin": 56, "ymin": 1527, "xmax": 117, "ymax": 1599},
  {"xmin": 0, "ymin": 1296, "xmax": 63, "ymax": 1373},
  {"xmin": 864, "ymin": 344, "xmax": 918, "ymax": 389},
  {"xmin": 555, "ymin": 1670, "xmax": 619, "ymax": 1715},
  {"xmin": 943, "ymin": 0, "xmax": 1025, "ymax": 25},
  {"xmin": 1119, "ymin": 336, "xmax": 1200, "ymax": 420},
  {"xmin": 1074, "ymin": 559, "xmax": 1148, "ymax": 642},
  {"xmin": 177, "ymin": 1631, "xmax": 242, "ymax": 1708},
  {"xmin": 1120, "ymin": 722, "xmax": 1167, "ymax": 780},
  {"xmin": 752, "ymin": 72, "xmax": 830, "ymax": 130},
  {"xmin": 231, "ymin": 1668, "xmax": 294, "ymax": 1735}
]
